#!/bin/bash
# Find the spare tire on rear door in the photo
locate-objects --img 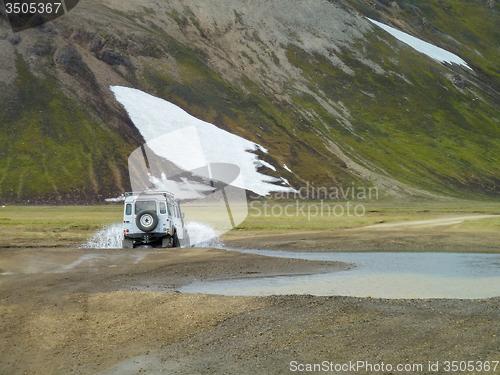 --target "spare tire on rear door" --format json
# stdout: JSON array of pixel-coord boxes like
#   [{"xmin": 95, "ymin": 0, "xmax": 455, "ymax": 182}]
[{"xmin": 136, "ymin": 210, "xmax": 159, "ymax": 232}]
